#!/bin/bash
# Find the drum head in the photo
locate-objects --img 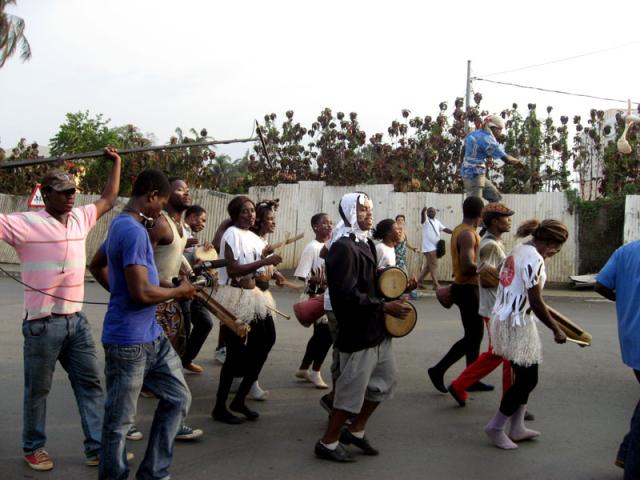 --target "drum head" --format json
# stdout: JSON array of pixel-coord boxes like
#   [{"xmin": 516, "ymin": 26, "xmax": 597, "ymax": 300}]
[
  {"xmin": 378, "ymin": 267, "xmax": 408, "ymax": 299},
  {"xmin": 385, "ymin": 302, "xmax": 417, "ymax": 338},
  {"xmin": 195, "ymin": 246, "xmax": 218, "ymax": 262}
]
